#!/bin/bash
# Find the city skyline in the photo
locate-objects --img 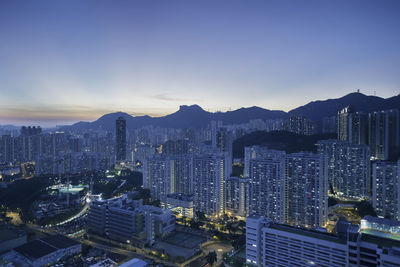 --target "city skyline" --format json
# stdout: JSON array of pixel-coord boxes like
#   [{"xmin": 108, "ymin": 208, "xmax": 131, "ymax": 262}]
[
  {"xmin": 1, "ymin": 0, "xmax": 400, "ymax": 127},
  {"xmin": 1, "ymin": 1, "xmax": 400, "ymax": 266},
  {"xmin": 0, "ymin": 91, "xmax": 399, "ymax": 128}
]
